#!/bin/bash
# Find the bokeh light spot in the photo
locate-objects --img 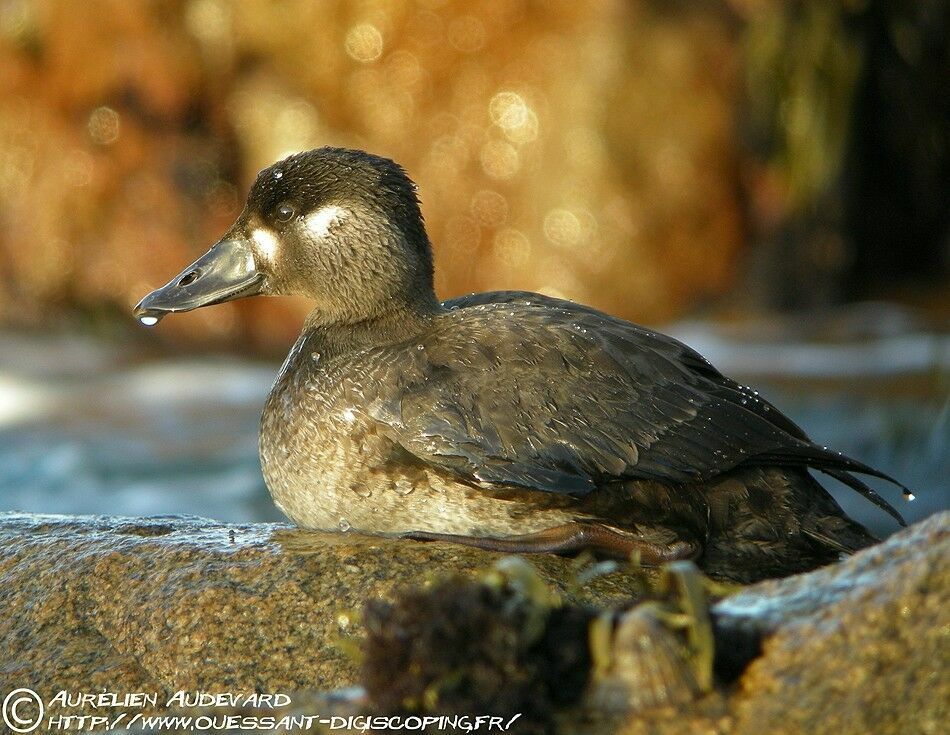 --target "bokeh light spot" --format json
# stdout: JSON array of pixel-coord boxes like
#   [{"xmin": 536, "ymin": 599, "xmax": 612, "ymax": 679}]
[
  {"xmin": 387, "ymin": 50, "xmax": 423, "ymax": 88},
  {"xmin": 87, "ymin": 107, "xmax": 120, "ymax": 145},
  {"xmin": 503, "ymin": 108, "xmax": 538, "ymax": 145},
  {"xmin": 345, "ymin": 23, "xmax": 384, "ymax": 63},
  {"xmin": 185, "ymin": 0, "xmax": 229, "ymax": 44},
  {"xmin": 480, "ymin": 140, "xmax": 520, "ymax": 179},
  {"xmin": 470, "ymin": 190, "xmax": 508, "ymax": 227},
  {"xmin": 543, "ymin": 208, "xmax": 584, "ymax": 248},
  {"xmin": 489, "ymin": 91, "xmax": 529, "ymax": 130},
  {"xmin": 493, "ymin": 228, "xmax": 531, "ymax": 268},
  {"xmin": 448, "ymin": 16, "xmax": 486, "ymax": 53}
]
